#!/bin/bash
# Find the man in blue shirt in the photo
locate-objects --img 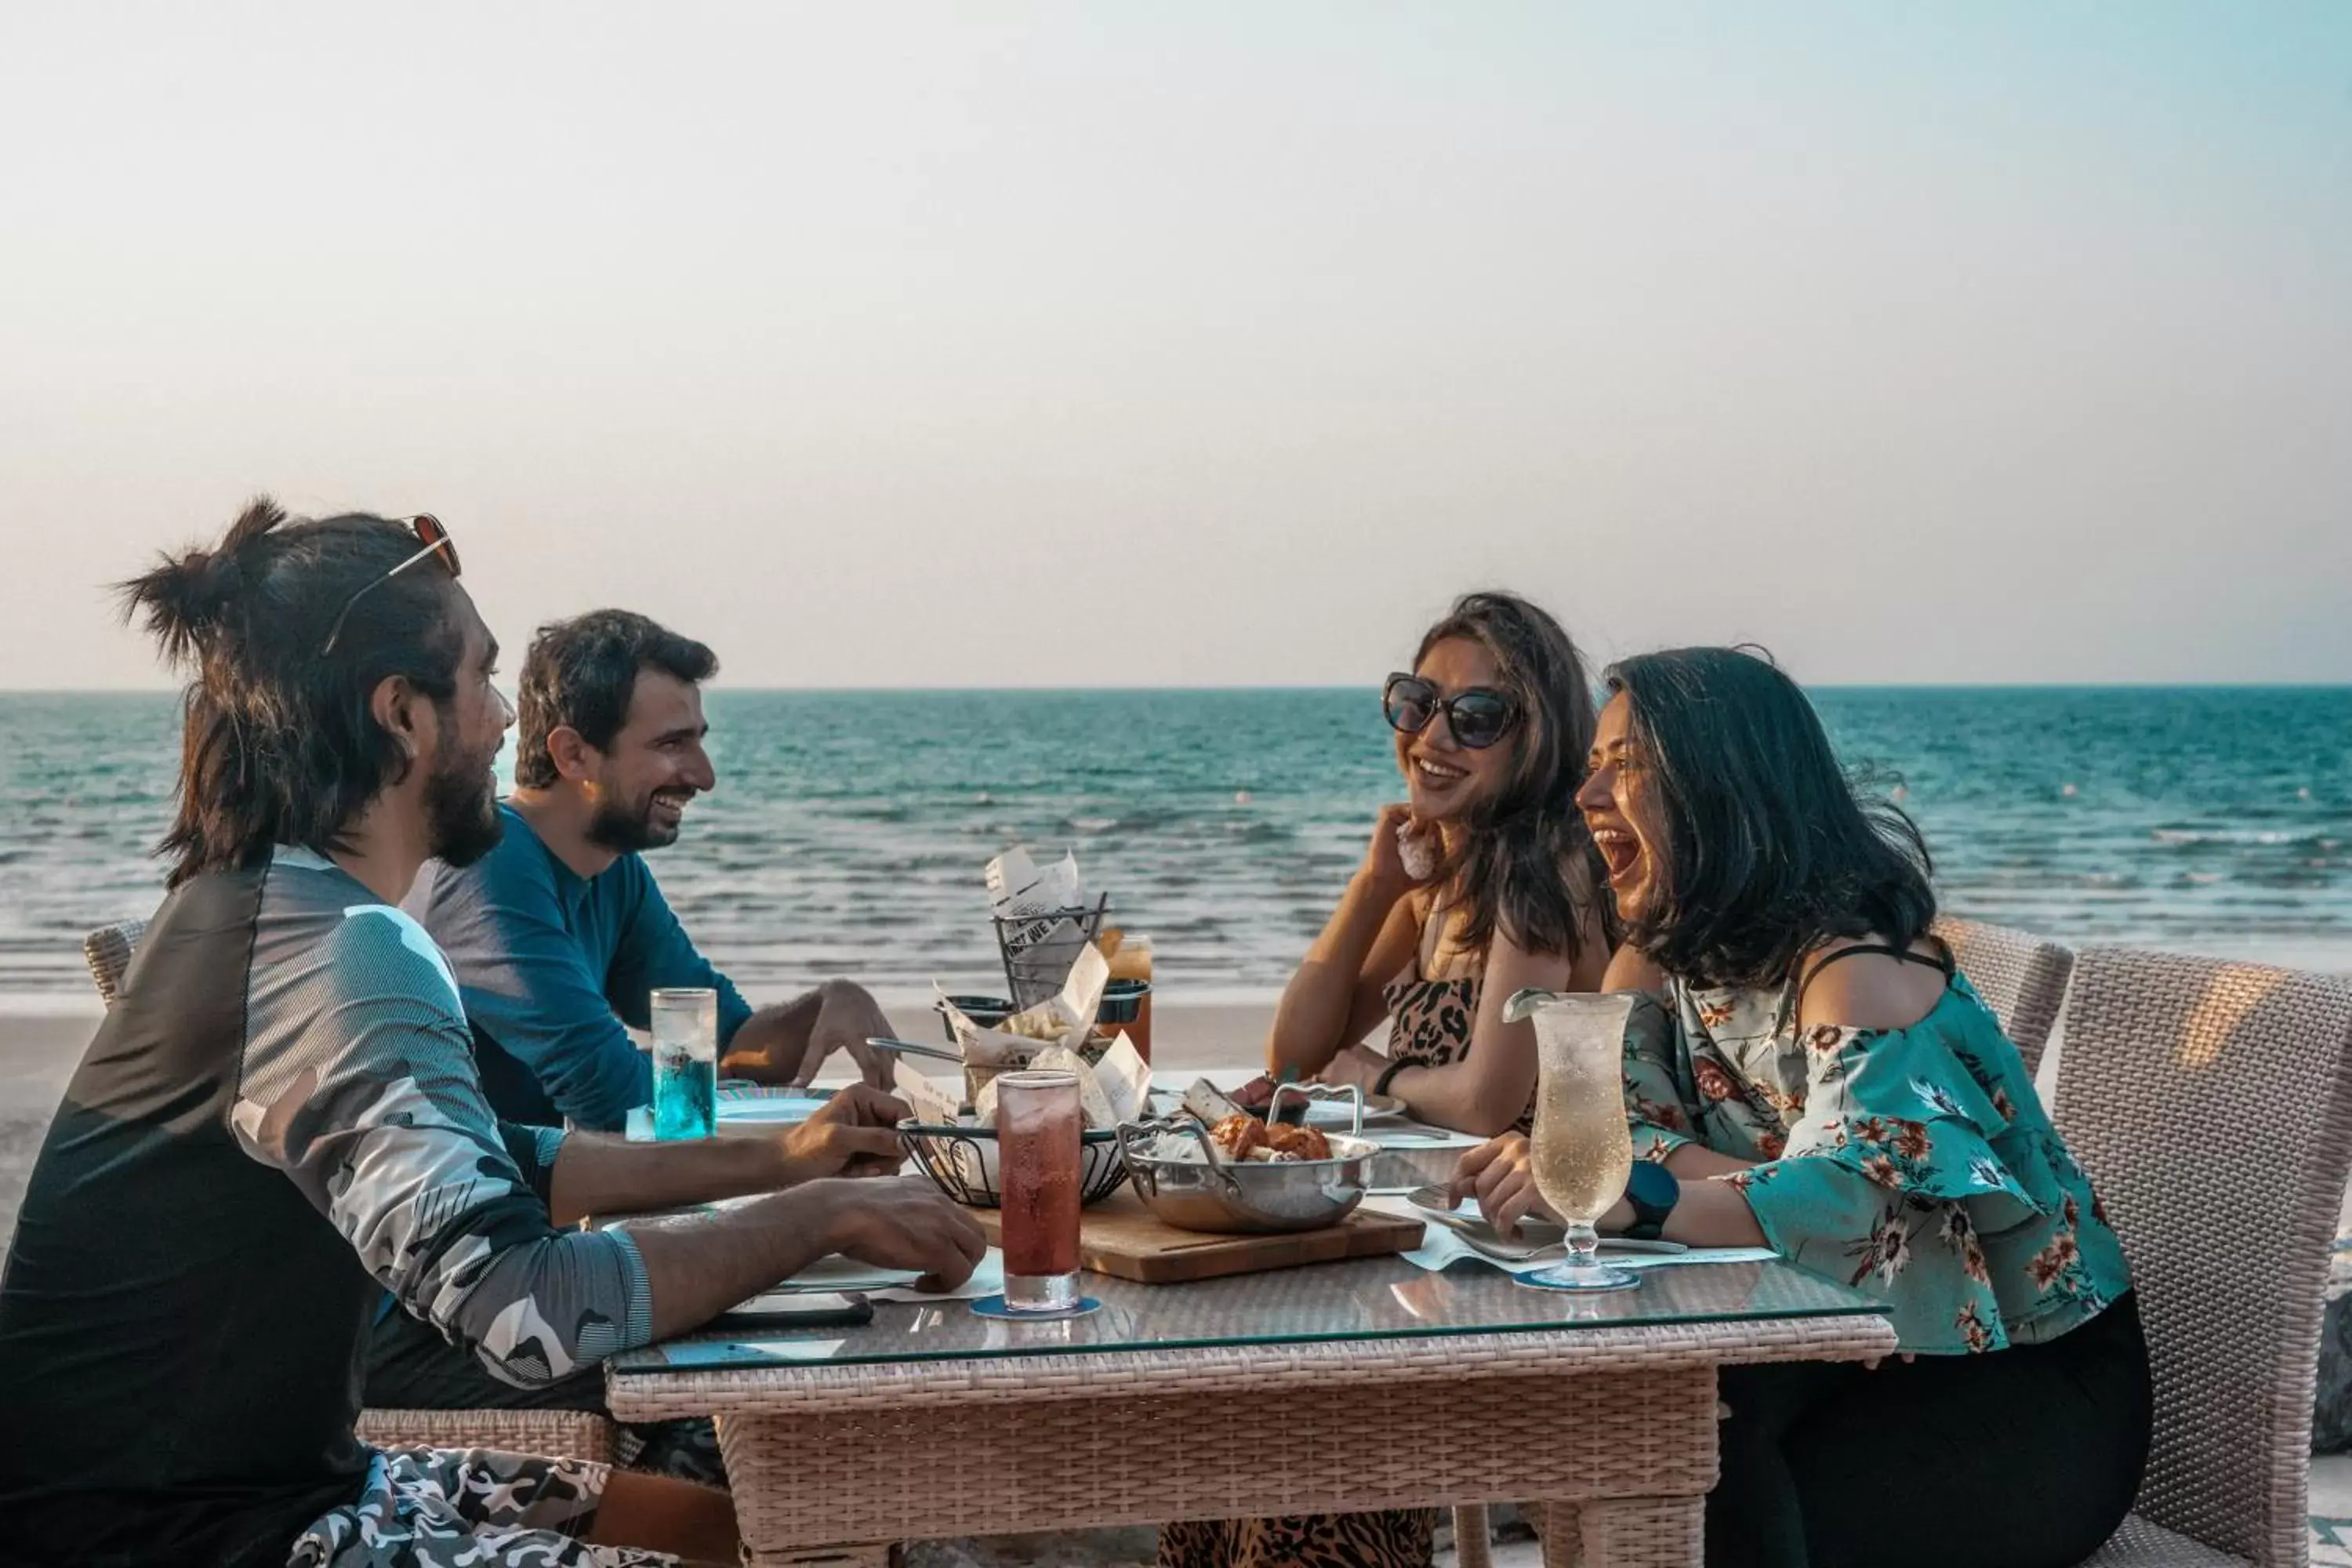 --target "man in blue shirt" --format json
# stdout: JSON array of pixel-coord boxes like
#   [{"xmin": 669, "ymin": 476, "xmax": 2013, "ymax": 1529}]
[
  {"xmin": 404, "ymin": 608, "xmax": 894, "ymax": 1134},
  {"xmin": 369, "ymin": 609, "xmax": 903, "ymax": 1449}
]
